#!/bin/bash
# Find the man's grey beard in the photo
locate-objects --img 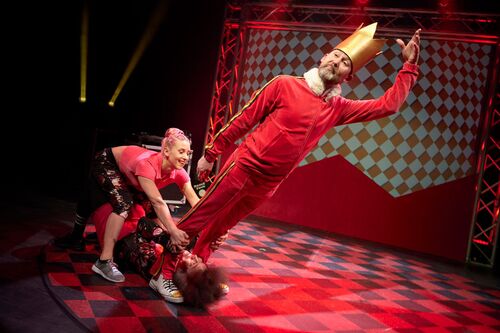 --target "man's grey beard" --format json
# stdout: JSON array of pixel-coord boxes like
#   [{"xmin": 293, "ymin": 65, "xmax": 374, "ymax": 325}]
[{"xmin": 318, "ymin": 66, "xmax": 341, "ymax": 85}]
